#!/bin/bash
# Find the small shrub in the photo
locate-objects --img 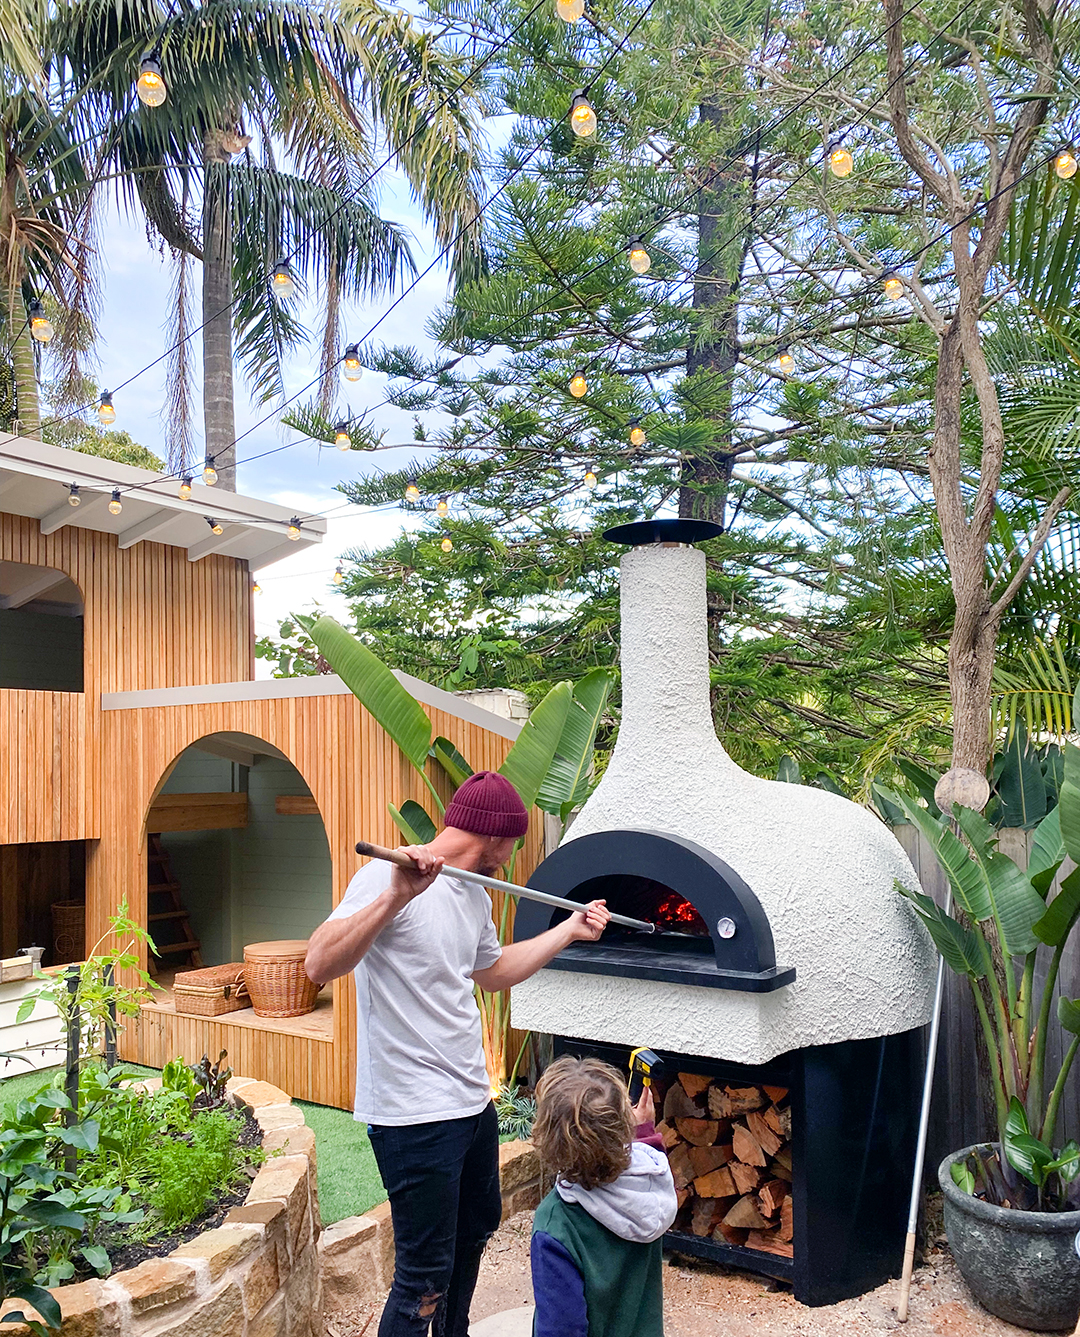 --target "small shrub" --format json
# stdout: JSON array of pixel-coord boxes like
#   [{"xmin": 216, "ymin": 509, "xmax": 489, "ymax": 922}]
[{"xmin": 140, "ymin": 1109, "xmax": 256, "ymax": 1230}]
